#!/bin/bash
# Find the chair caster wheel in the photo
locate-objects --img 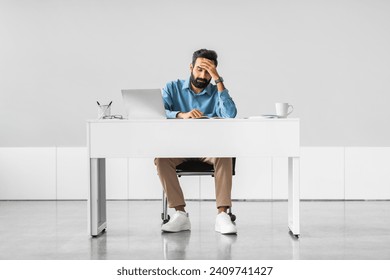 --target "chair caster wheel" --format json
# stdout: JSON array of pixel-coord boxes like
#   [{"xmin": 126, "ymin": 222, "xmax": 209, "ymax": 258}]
[
  {"xmin": 161, "ymin": 213, "xmax": 170, "ymax": 220},
  {"xmin": 228, "ymin": 213, "xmax": 236, "ymax": 222},
  {"xmin": 162, "ymin": 215, "xmax": 170, "ymax": 224}
]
